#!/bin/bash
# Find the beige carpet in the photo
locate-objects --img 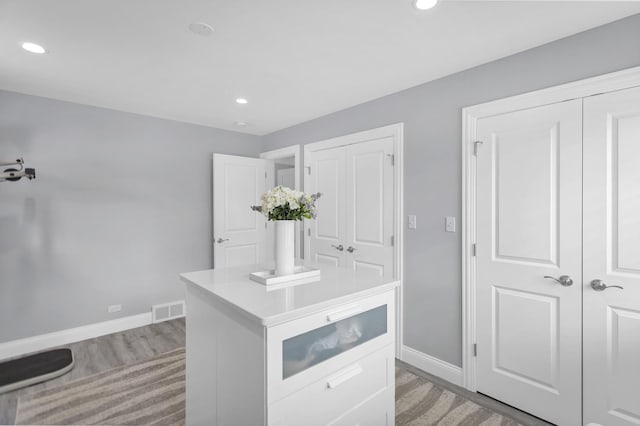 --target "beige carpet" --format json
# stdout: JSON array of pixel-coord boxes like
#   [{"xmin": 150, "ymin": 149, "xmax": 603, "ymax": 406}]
[
  {"xmin": 395, "ymin": 369, "xmax": 520, "ymax": 426},
  {"xmin": 15, "ymin": 349, "xmax": 185, "ymax": 425},
  {"xmin": 16, "ymin": 348, "xmax": 519, "ymax": 425}
]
